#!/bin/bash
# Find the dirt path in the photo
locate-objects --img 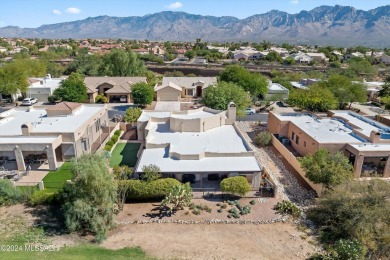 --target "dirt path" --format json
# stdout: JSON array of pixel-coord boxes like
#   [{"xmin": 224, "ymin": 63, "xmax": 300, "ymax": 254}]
[{"xmin": 103, "ymin": 222, "xmax": 317, "ymax": 260}]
